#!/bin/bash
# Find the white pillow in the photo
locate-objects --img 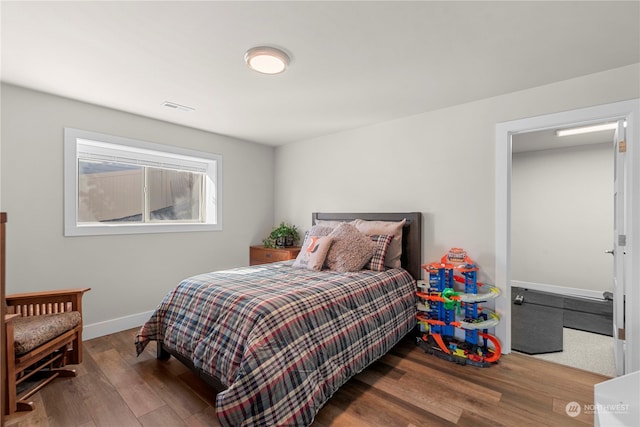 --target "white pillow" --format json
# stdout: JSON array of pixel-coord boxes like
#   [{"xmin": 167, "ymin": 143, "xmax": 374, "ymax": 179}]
[{"xmin": 292, "ymin": 236, "xmax": 334, "ymax": 271}]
